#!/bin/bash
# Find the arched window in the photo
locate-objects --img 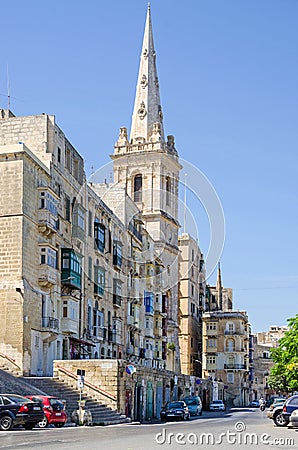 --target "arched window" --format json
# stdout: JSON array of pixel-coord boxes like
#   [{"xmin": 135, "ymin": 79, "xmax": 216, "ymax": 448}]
[
  {"xmin": 166, "ymin": 176, "xmax": 171, "ymax": 206},
  {"xmin": 134, "ymin": 174, "xmax": 142, "ymax": 202},
  {"xmin": 93, "ymin": 301, "xmax": 99, "ymax": 336}
]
